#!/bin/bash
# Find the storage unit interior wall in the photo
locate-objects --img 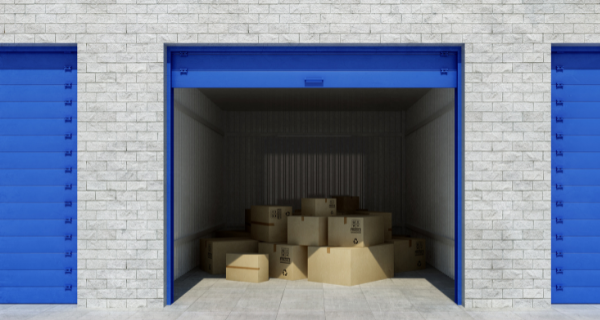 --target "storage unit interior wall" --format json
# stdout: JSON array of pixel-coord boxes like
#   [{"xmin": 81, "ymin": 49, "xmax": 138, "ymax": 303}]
[{"xmin": 173, "ymin": 87, "xmax": 455, "ymax": 280}]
